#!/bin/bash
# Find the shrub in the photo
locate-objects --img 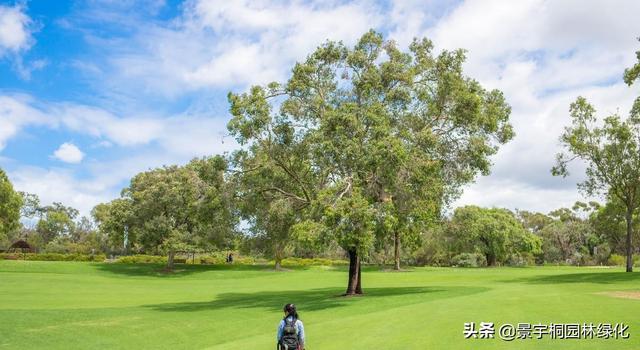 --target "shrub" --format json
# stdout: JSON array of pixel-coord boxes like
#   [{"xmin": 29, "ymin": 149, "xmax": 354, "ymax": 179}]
[
  {"xmin": 607, "ymin": 254, "xmax": 625, "ymax": 266},
  {"xmin": 234, "ymin": 256, "xmax": 256, "ymax": 265},
  {"xmin": 607, "ymin": 254, "xmax": 640, "ymax": 267},
  {"xmin": 0, "ymin": 253, "xmax": 106, "ymax": 262},
  {"xmin": 451, "ymin": 253, "xmax": 487, "ymax": 267},
  {"xmin": 506, "ymin": 253, "xmax": 536, "ymax": 267},
  {"xmin": 593, "ymin": 244, "xmax": 611, "ymax": 265},
  {"xmin": 199, "ymin": 256, "xmax": 225, "ymax": 265},
  {"xmin": 279, "ymin": 257, "xmax": 349, "ymax": 267},
  {"xmin": 117, "ymin": 255, "xmax": 167, "ymax": 264}
]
